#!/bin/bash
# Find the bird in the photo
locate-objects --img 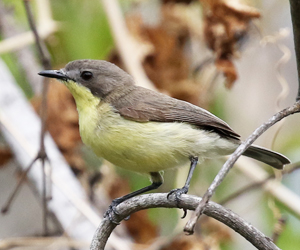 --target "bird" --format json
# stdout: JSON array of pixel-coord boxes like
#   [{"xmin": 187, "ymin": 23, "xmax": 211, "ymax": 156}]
[{"xmin": 38, "ymin": 59, "xmax": 290, "ymax": 217}]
